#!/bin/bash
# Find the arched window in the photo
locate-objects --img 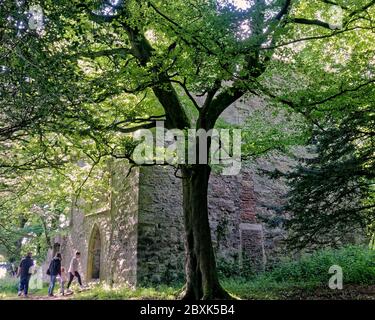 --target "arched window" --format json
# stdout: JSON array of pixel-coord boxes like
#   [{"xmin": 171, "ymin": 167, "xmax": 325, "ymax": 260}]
[{"xmin": 87, "ymin": 225, "xmax": 101, "ymax": 280}]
